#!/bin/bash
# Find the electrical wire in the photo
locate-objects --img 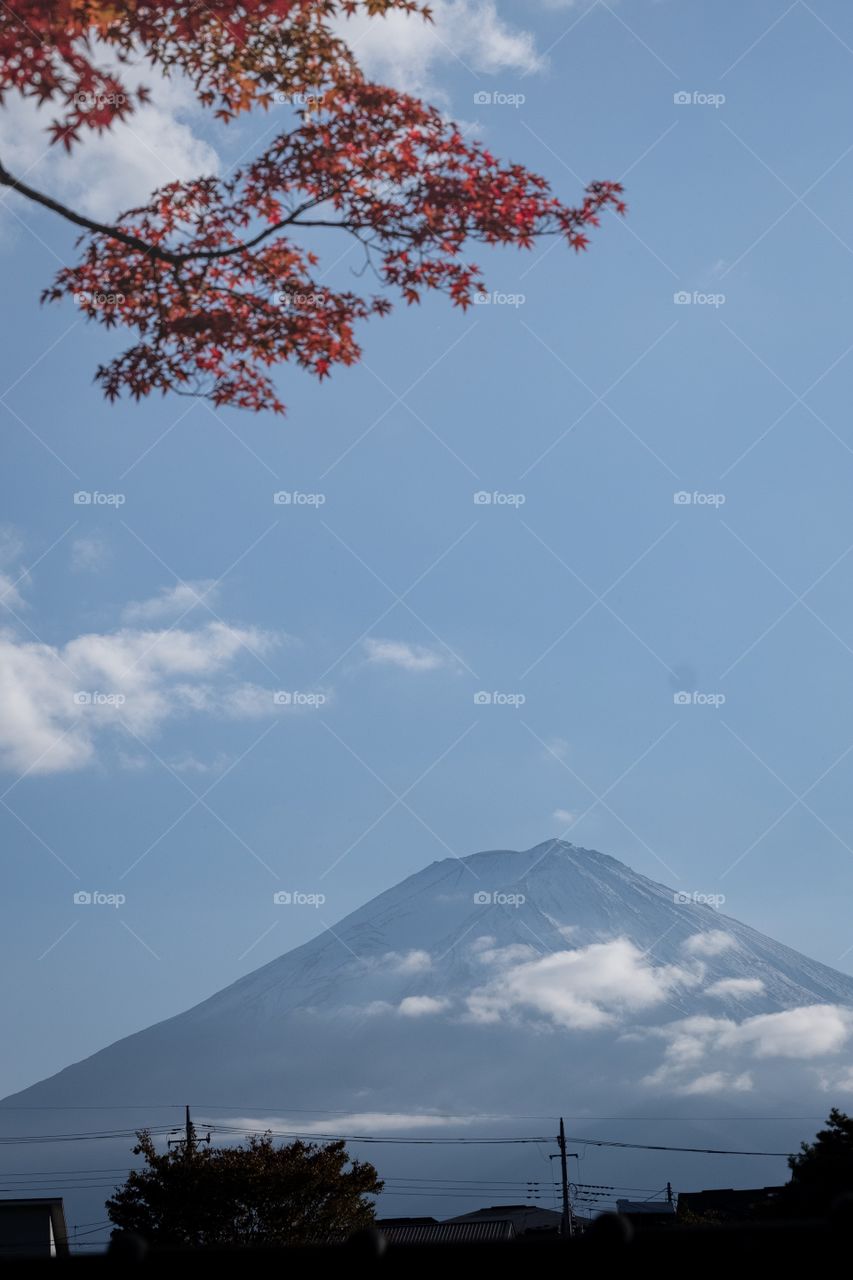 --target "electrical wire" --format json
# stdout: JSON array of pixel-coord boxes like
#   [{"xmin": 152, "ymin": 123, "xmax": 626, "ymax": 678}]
[
  {"xmin": 204, "ymin": 1123, "xmax": 790, "ymax": 1155},
  {"xmin": 0, "ymin": 1118, "xmax": 791, "ymax": 1156},
  {"xmin": 202, "ymin": 1126, "xmax": 555, "ymax": 1145},
  {"xmin": 0, "ymin": 1126, "xmax": 175, "ymax": 1146},
  {"xmin": 562, "ymin": 1135, "xmax": 789, "ymax": 1157}
]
